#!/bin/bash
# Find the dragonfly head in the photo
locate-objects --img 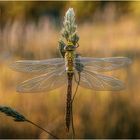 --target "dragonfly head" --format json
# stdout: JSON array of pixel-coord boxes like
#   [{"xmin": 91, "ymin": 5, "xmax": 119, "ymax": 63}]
[{"xmin": 64, "ymin": 42, "xmax": 77, "ymax": 51}]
